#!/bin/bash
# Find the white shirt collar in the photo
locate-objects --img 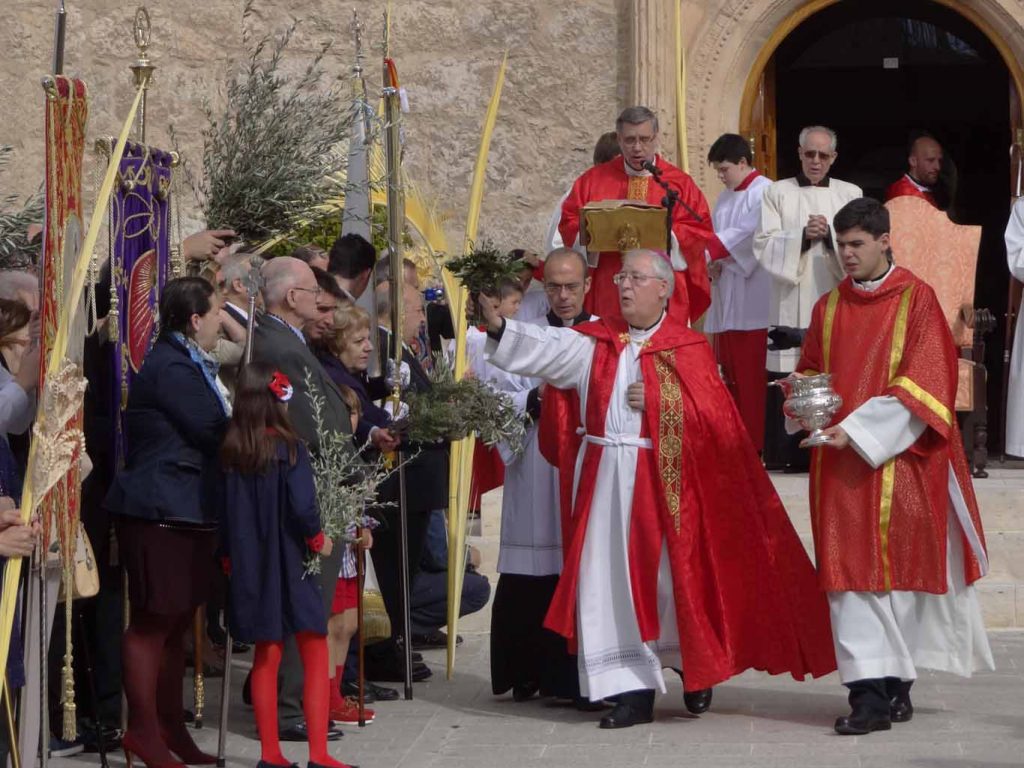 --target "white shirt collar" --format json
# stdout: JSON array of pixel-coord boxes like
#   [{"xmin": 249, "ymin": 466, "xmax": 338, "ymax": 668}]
[
  {"xmin": 623, "ymin": 155, "xmax": 657, "ymax": 178},
  {"xmin": 853, "ymin": 263, "xmax": 895, "ymax": 293}
]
